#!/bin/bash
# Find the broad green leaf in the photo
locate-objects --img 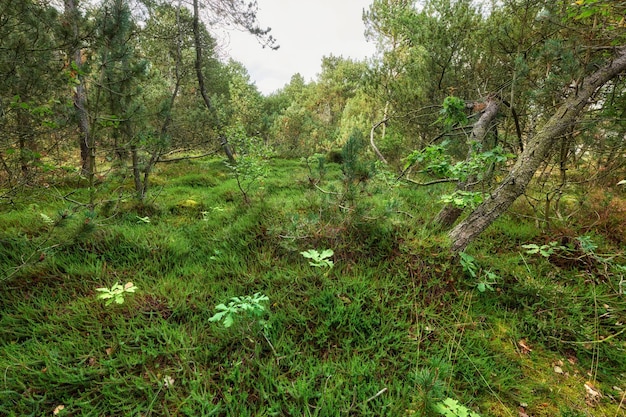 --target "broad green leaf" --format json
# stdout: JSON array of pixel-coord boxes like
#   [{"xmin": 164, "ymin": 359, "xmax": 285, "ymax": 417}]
[
  {"xmin": 209, "ymin": 311, "xmax": 227, "ymax": 322},
  {"xmin": 300, "ymin": 250, "xmax": 318, "ymax": 259},
  {"xmin": 97, "ymin": 293, "xmax": 114, "ymax": 299},
  {"xmin": 223, "ymin": 314, "xmax": 234, "ymax": 328}
]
